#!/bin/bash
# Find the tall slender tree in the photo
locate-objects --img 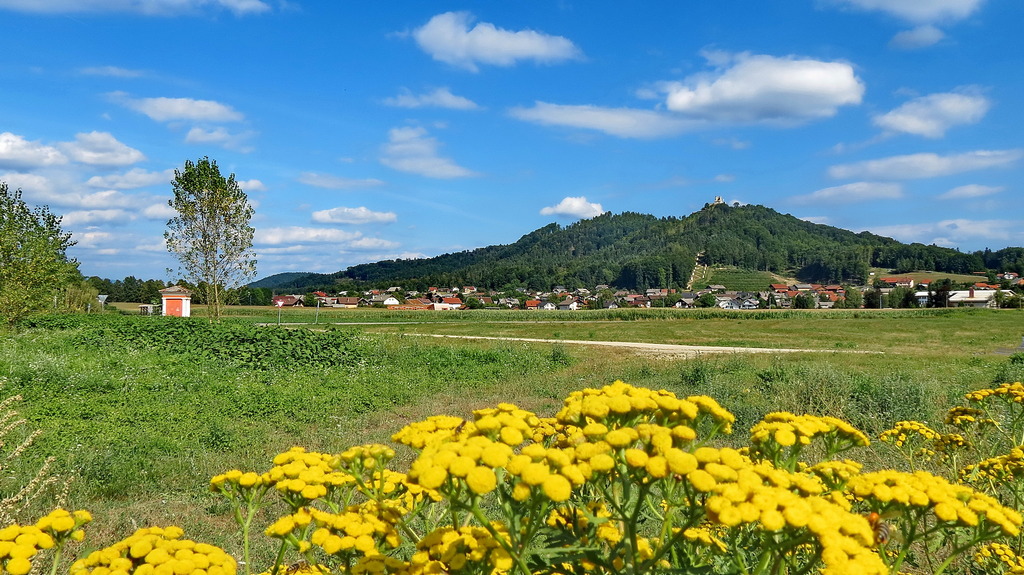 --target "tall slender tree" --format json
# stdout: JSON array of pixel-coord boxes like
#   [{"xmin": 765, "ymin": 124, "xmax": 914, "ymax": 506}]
[{"xmin": 165, "ymin": 157, "xmax": 256, "ymax": 321}]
